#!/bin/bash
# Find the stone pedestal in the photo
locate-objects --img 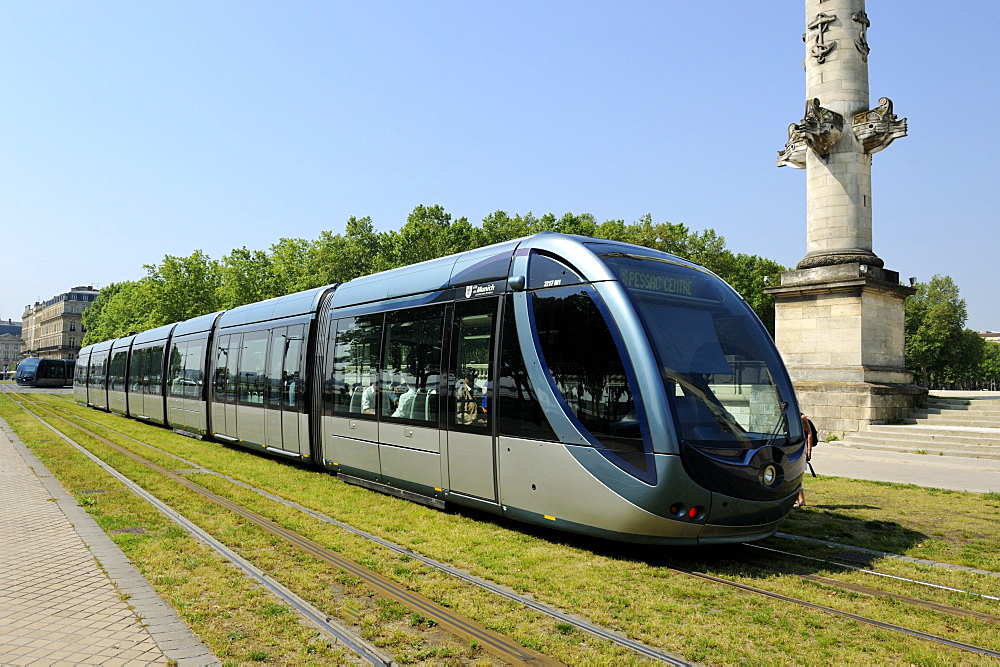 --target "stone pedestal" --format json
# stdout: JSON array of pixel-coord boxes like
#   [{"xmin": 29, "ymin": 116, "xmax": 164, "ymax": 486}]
[{"xmin": 766, "ymin": 263, "xmax": 926, "ymax": 436}]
